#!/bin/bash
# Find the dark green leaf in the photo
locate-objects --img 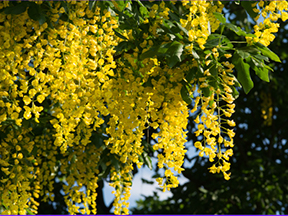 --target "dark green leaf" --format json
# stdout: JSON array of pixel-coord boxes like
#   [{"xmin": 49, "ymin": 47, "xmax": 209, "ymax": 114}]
[
  {"xmin": 166, "ymin": 41, "xmax": 184, "ymax": 60},
  {"xmin": 181, "ymin": 85, "xmax": 192, "ymax": 105},
  {"xmin": 89, "ymin": 1, "xmax": 97, "ymax": 12},
  {"xmin": 141, "ymin": 178, "xmax": 154, "ymax": 184},
  {"xmin": 254, "ymin": 42, "xmax": 281, "ymax": 62},
  {"xmin": 169, "ymin": 10, "xmax": 180, "ymax": 22},
  {"xmin": 255, "ymin": 67, "xmax": 270, "ymax": 82},
  {"xmin": 111, "ymin": 156, "xmax": 121, "ymax": 171},
  {"xmin": 113, "ymin": 29, "xmax": 128, "ymax": 40},
  {"xmin": 202, "ymin": 87, "xmax": 212, "ymax": 97},
  {"xmin": 205, "ymin": 38, "xmax": 221, "ymax": 49},
  {"xmin": 140, "ymin": 46, "xmax": 161, "ymax": 60},
  {"xmin": 151, "ymin": 173, "xmax": 161, "ymax": 178},
  {"xmin": 167, "ymin": 56, "xmax": 179, "ymax": 68},
  {"xmin": 98, "ymin": 168, "xmax": 110, "ymax": 179},
  {"xmin": 4, "ymin": 2, "xmax": 30, "ymax": 15},
  {"xmin": 192, "ymin": 50, "xmax": 199, "ymax": 60},
  {"xmin": 253, "ymin": 54, "xmax": 269, "ymax": 62},
  {"xmin": 176, "ymin": 22, "xmax": 189, "ymax": 37},
  {"xmin": 224, "ymin": 23, "xmax": 256, "ymax": 37},
  {"xmin": 186, "ymin": 67, "xmax": 197, "ymax": 83},
  {"xmin": 236, "ymin": 50, "xmax": 250, "ymax": 59},
  {"xmin": 114, "ymin": 0, "xmax": 128, "ymax": 12},
  {"xmin": 232, "ymin": 53, "xmax": 253, "ymax": 94},
  {"xmin": 143, "ymin": 152, "xmax": 152, "ymax": 170},
  {"xmin": 28, "ymin": 3, "xmax": 46, "ymax": 25},
  {"xmin": 247, "ymin": 57, "xmax": 270, "ymax": 82},
  {"xmin": 210, "ymin": 64, "xmax": 218, "ymax": 77},
  {"xmin": 237, "ymin": 46, "xmax": 260, "ymax": 55},
  {"xmin": 231, "ymin": 86, "xmax": 239, "ymax": 99},
  {"xmin": 115, "ymin": 41, "xmax": 134, "ymax": 52},
  {"xmin": 241, "ymin": 1, "xmax": 259, "ymax": 19},
  {"xmin": 214, "ymin": 12, "xmax": 226, "ymax": 23}
]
